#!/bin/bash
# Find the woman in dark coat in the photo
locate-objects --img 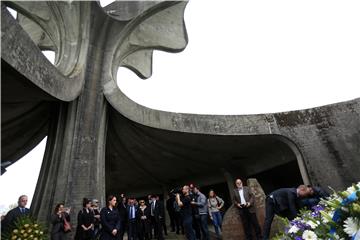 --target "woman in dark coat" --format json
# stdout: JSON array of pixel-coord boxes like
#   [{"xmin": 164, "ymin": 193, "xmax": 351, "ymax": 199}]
[
  {"xmin": 51, "ymin": 203, "xmax": 71, "ymax": 240},
  {"xmin": 76, "ymin": 198, "xmax": 95, "ymax": 240},
  {"xmin": 137, "ymin": 200, "xmax": 151, "ymax": 240},
  {"xmin": 100, "ymin": 195, "xmax": 121, "ymax": 240}
]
